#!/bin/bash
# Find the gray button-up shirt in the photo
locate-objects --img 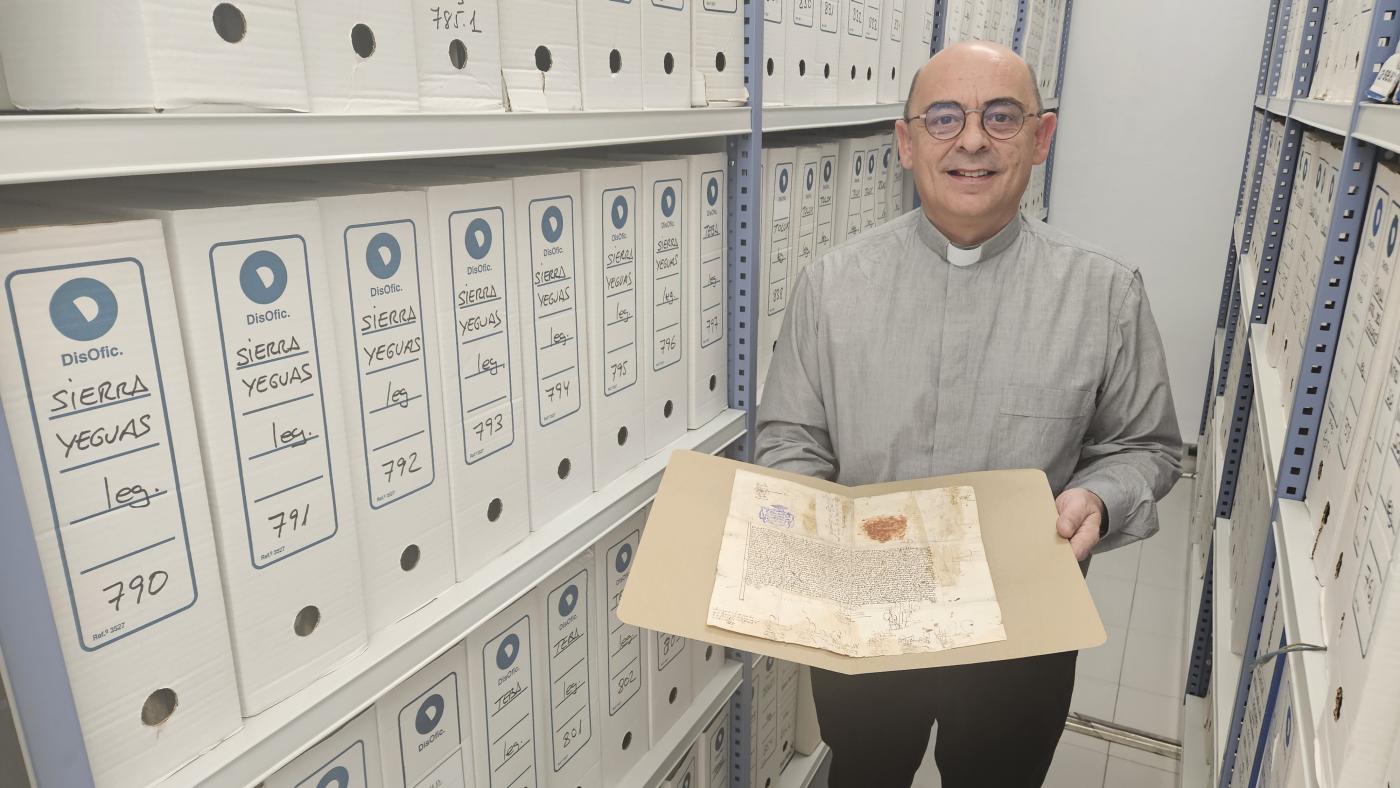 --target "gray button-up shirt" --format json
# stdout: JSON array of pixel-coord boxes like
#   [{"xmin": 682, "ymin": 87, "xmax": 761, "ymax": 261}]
[{"xmin": 754, "ymin": 210, "xmax": 1183, "ymax": 552}]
